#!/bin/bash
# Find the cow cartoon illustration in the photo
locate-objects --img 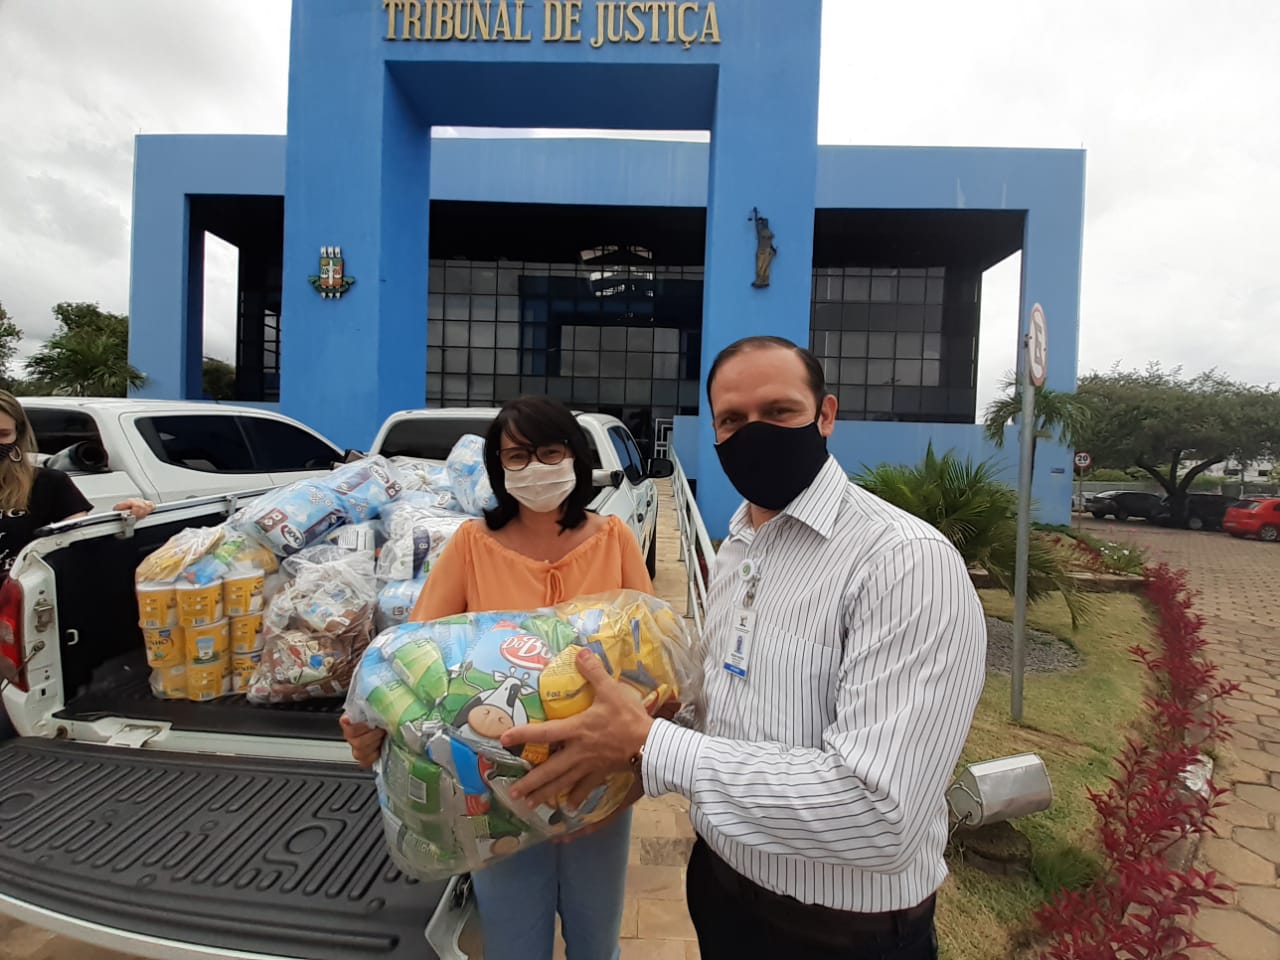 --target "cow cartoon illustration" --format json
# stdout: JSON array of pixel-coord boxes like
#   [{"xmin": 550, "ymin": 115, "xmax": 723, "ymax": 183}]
[{"xmin": 454, "ymin": 670, "xmax": 537, "ymax": 741}]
